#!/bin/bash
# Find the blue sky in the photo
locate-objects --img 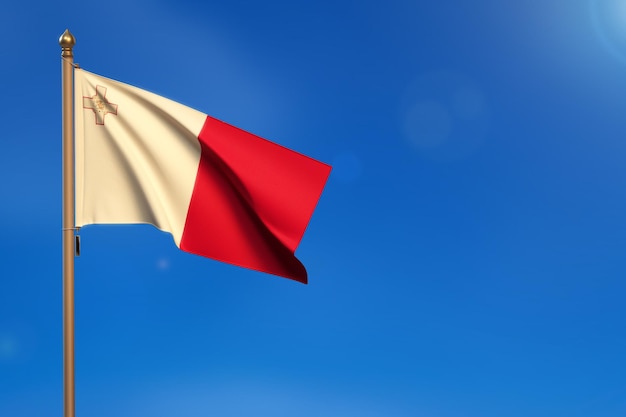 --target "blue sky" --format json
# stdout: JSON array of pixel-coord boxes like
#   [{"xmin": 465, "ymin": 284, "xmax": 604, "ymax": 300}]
[{"xmin": 2, "ymin": 0, "xmax": 626, "ymax": 416}]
